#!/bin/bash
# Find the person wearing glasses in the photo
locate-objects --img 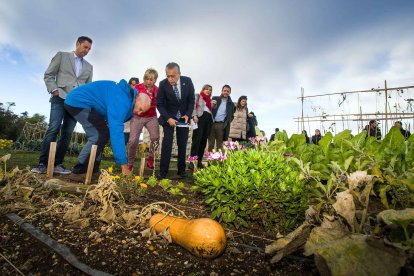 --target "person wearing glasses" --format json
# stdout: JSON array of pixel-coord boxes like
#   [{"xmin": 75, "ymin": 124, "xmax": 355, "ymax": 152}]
[{"xmin": 156, "ymin": 62, "xmax": 195, "ymax": 180}]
